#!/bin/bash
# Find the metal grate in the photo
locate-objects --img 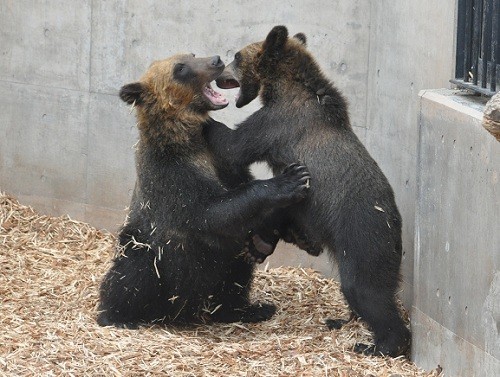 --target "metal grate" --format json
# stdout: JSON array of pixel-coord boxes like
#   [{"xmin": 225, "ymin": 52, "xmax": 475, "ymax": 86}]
[{"xmin": 451, "ymin": 0, "xmax": 500, "ymax": 96}]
